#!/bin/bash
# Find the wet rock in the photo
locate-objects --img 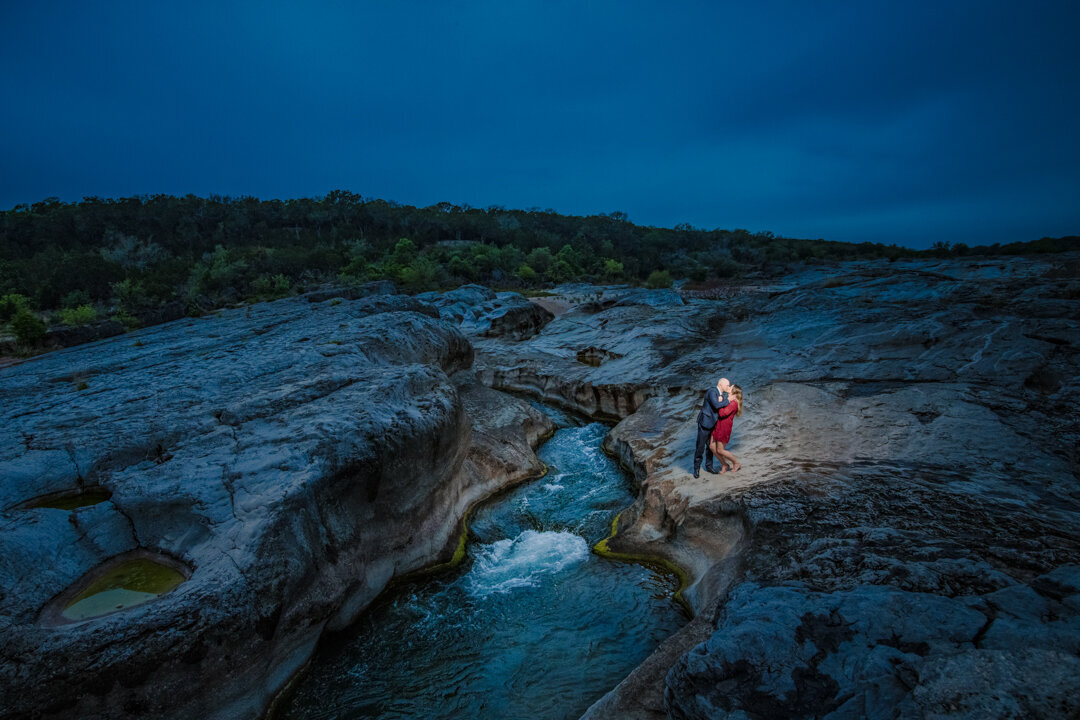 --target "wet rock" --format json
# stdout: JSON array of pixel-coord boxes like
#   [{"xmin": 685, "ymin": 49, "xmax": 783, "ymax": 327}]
[
  {"xmin": 303, "ymin": 279, "xmax": 398, "ymax": 303},
  {"xmin": 576, "ymin": 346, "xmax": 623, "ymax": 367},
  {"xmin": 44, "ymin": 319, "xmax": 127, "ymax": 347},
  {"xmin": 664, "ymin": 582, "xmax": 1080, "ymax": 719},
  {"xmin": 468, "ymin": 256, "xmax": 1080, "ymax": 719},
  {"xmin": 135, "ymin": 300, "xmax": 187, "ymax": 327},
  {"xmin": 419, "ymin": 284, "xmax": 554, "ymax": 340},
  {"xmin": 613, "ymin": 288, "xmax": 685, "ymax": 308},
  {"xmin": 0, "ymin": 292, "xmax": 548, "ymax": 720}
]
